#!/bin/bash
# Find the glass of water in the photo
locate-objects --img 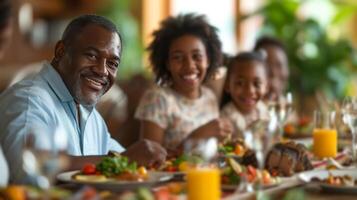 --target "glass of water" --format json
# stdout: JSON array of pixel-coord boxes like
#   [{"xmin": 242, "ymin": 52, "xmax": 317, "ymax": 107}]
[
  {"xmin": 341, "ymin": 96, "xmax": 357, "ymax": 163},
  {"xmin": 22, "ymin": 127, "xmax": 68, "ymax": 189}
]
